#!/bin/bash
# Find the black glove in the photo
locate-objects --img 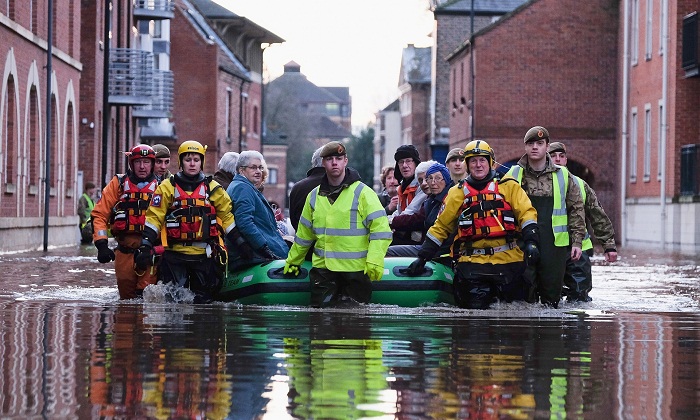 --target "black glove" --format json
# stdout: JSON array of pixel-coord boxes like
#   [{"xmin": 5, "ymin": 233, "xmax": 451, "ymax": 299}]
[
  {"xmin": 406, "ymin": 257, "xmax": 428, "ymax": 276},
  {"xmin": 95, "ymin": 239, "xmax": 115, "ymax": 264},
  {"xmin": 134, "ymin": 240, "xmax": 154, "ymax": 270},
  {"xmin": 523, "ymin": 242, "xmax": 540, "ymax": 266},
  {"xmin": 417, "ymin": 237, "xmax": 441, "ymax": 261},
  {"xmin": 226, "ymin": 226, "xmax": 254, "ymax": 259},
  {"xmin": 258, "ymin": 244, "xmax": 282, "ymax": 260},
  {"xmin": 521, "ymin": 224, "xmax": 540, "ymax": 267}
]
